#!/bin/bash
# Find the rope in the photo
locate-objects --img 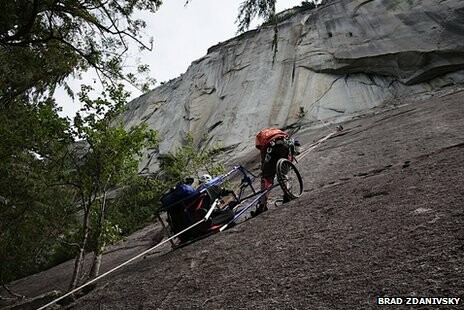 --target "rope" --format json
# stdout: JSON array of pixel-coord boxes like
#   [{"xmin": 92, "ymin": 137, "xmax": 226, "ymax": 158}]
[
  {"xmin": 36, "ymin": 204, "xmax": 217, "ymax": 310},
  {"xmin": 295, "ymin": 127, "xmax": 342, "ymax": 161},
  {"xmin": 37, "ymin": 127, "xmax": 342, "ymax": 309},
  {"xmin": 318, "ymin": 118, "xmax": 337, "ymax": 131}
]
